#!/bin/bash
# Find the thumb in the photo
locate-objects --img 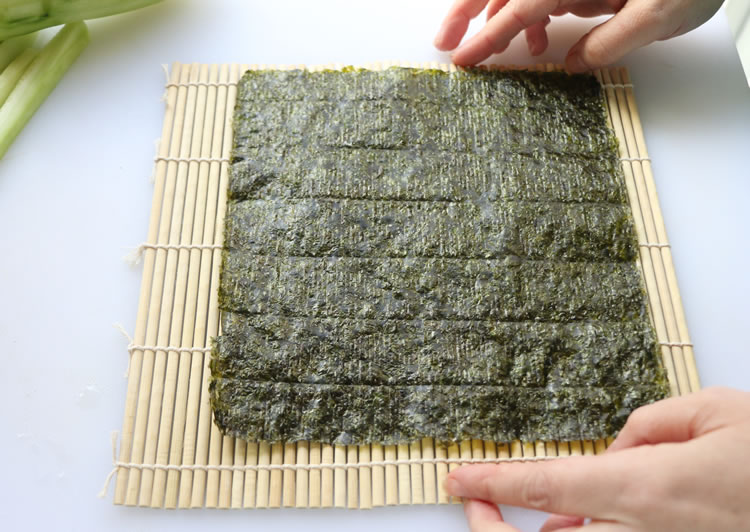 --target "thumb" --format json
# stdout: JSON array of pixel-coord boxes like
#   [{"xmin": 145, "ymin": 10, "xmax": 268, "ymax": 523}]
[
  {"xmin": 565, "ymin": 1, "xmax": 678, "ymax": 72},
  {"xmin": 464, "ymin": 499, "xmax": 518, "ymax": 531},
  {"xmin": 607, "ymin": 389, "xmax": 728, "ymax": 452}
]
